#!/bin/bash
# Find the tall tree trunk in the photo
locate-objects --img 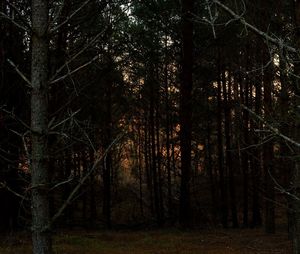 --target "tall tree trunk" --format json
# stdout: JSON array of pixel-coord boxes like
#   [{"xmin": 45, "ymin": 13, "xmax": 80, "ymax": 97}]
[
  {"xmin": 252, "ymin": 67, "xmax": 262, "ymax": 227},
  {"xmin": 179, "ymin": 0, "xmax": 194, "ymax": 227},
  {"xmin": 217, "ymin": 51, "xmax": 228, "ymax": 228},
  {"xmin": 291, "ymin": 1, "xmax": 300, "ymax": 252},
  {"xmin": 155, "ymin": 108, "xmax": 165, "ymax": 225},
  {"xmin": 233, "ymin": 67, "xmax": 245, "ymax": 227},
  {"xmin": 263, "ymin": 56, "xmax": 275, "ymax": 234},
  {"xmin": 81, "ymin": 150, "xmax": 88, "ymax": 222},
  {"xmin": 137, "ymin": 122, "xmax": 144, "ymax": 217},
  {"xmin": 103, "ymin": 79, "xmax": 113, "ymax": 229},
  {"xmin": 241, "ymin": 76, "xmax": 250, "ymax": 228},
  {"xmin": 278, "ymin": 51, "xmax": 292, "ymax": 236},
  {"xmin": 149, "ymin": 71, "xmax": 161, "ymax": 225},
  {"xmin": 165, "ymin": 68, "xmax": 173, "ymax": 220},
  {"xmin": 144, "ymin": 112, "xmax": 154, "ymax": 215},
  {"xmin": 205, "ymin": 101, "xmax": 217, "ymax": 224},
  {"xmin": 89, "ymin": 149, "xmax": 97, "ymax": 225},
  {"xmin": 31, "ymin": 0, "xmax": 52, "ymax": 252},
  {"xmin": 223, "ymin": 70, "xmax": 238, "ymax": 228}
]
